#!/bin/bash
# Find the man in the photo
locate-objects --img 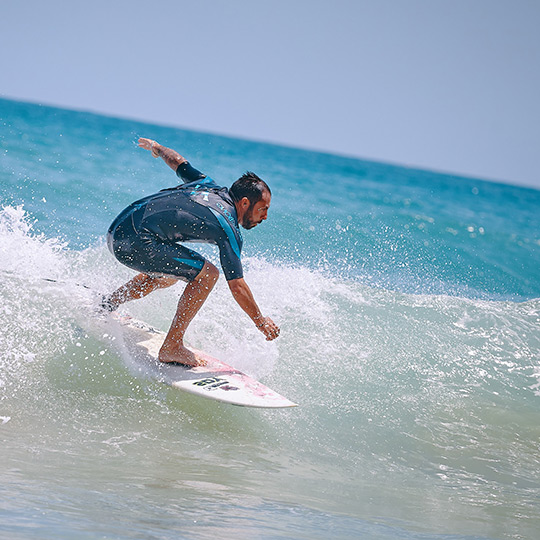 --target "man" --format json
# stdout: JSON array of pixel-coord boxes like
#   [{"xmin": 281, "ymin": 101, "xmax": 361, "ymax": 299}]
[{"xmin": 102, "ymin": 137, "xmax": 280, "ymax": 367}]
